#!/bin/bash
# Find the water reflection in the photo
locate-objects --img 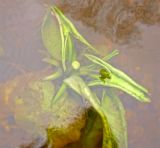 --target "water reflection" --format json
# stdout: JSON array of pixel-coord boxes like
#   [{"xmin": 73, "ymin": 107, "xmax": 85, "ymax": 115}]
[{"xmin": 57, "ymin": 0, "xmax": 160, "ymax": 44}]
